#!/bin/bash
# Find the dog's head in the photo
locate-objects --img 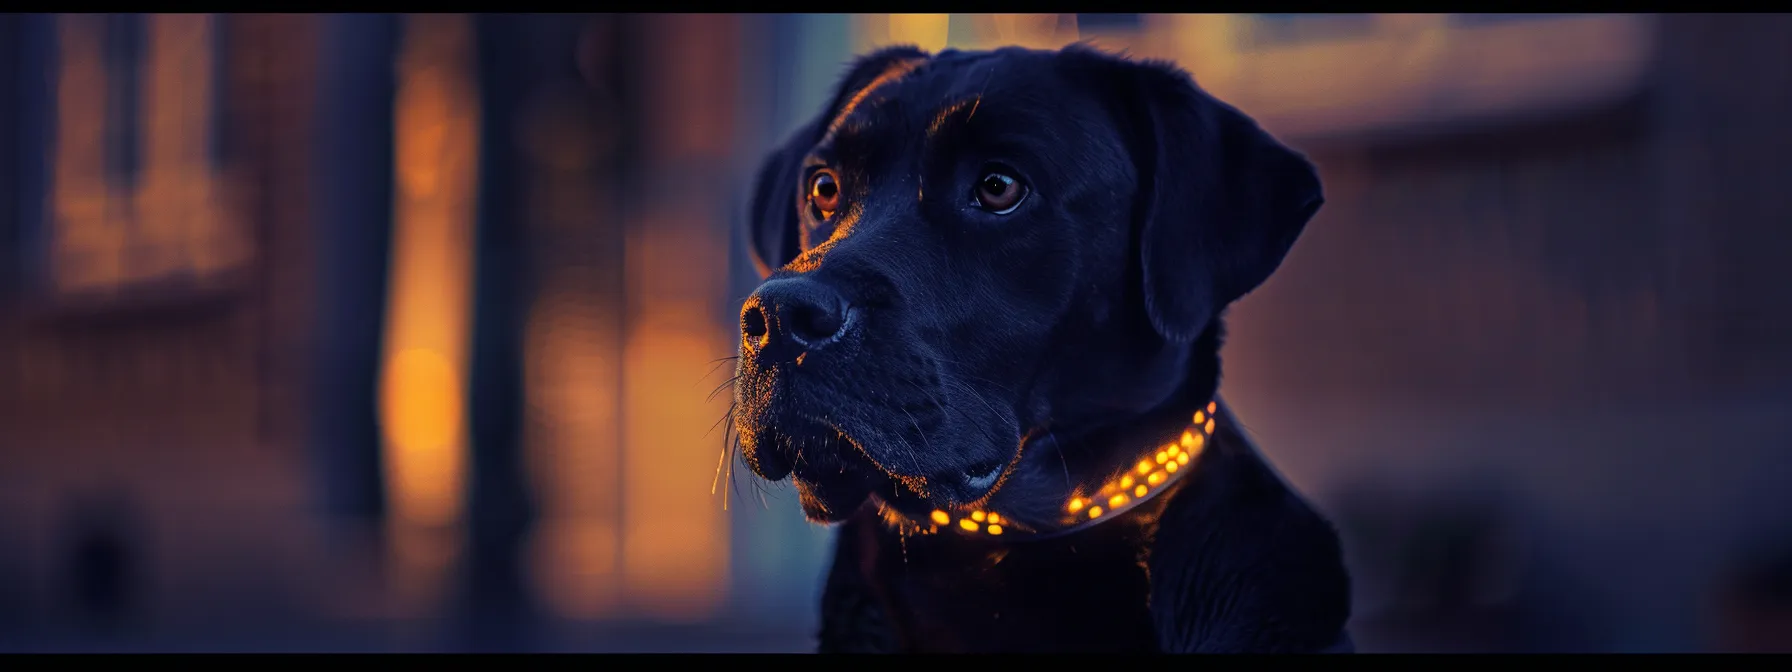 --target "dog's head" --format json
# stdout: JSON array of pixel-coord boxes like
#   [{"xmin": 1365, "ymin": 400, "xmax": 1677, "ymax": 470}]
[{"xmin": 732, "ymin": 45, "xmax": 1322, "ymax": 528}]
